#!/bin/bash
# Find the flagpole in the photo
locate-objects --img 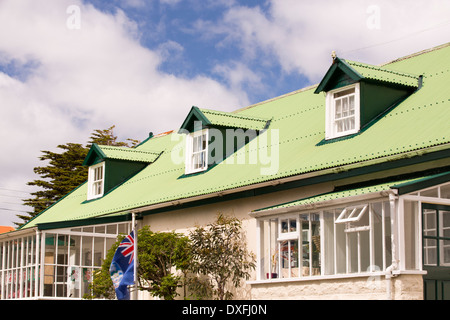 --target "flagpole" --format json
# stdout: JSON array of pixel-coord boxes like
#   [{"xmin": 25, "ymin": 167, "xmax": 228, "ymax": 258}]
[{"xmin": 132, "ymin": 212, "xmax": 138, "ymax": 300}]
